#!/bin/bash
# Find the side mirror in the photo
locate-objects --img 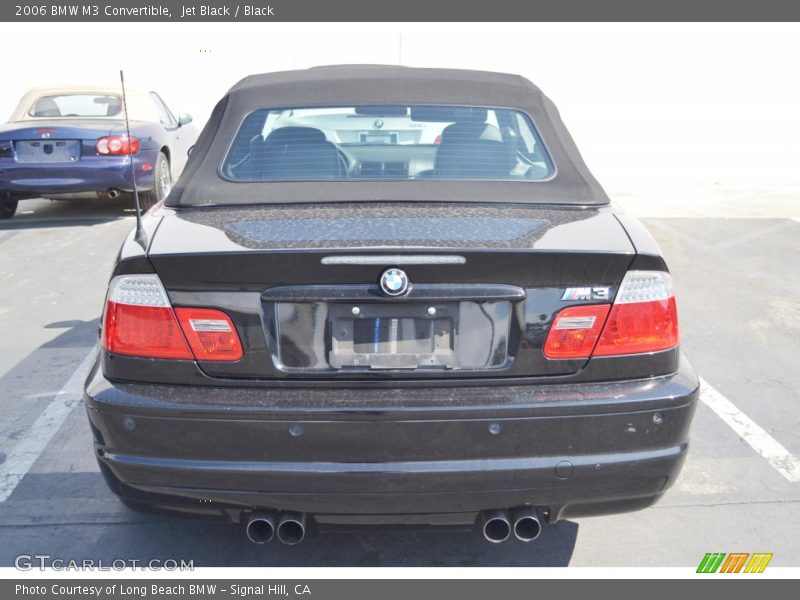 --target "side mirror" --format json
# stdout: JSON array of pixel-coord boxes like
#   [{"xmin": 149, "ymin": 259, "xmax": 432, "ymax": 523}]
[
  {"xmin": 187, "ymin": 145, "xmax": 195, "ymax": 157},
  {"xmin": 178, "ymin": 112, "xmax": 193, "ymax": 127}
]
